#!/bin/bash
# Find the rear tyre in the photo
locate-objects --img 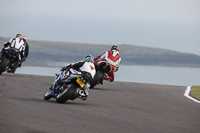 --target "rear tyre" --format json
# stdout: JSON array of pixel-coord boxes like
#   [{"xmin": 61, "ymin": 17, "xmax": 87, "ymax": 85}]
[
  {"xmin": 90, "ymin": 71, "xmax": 104, "ymax": 89},
  {"xmin": 56, "ymin": 84, "xmax": 77, "ymax": 103},
  {"xmin": 0, "ymin": 58, "xmax": 10, "ymax": 75}
]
